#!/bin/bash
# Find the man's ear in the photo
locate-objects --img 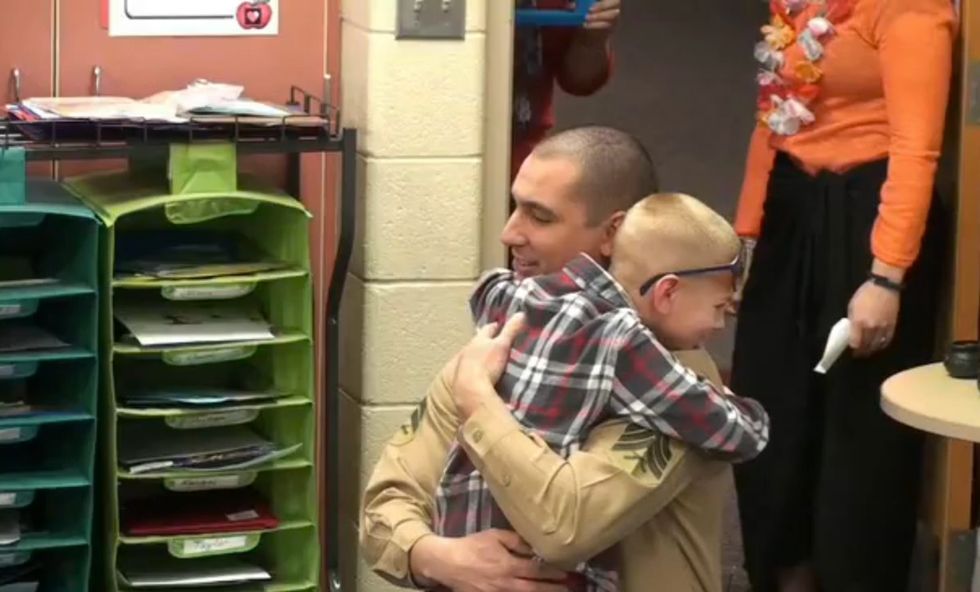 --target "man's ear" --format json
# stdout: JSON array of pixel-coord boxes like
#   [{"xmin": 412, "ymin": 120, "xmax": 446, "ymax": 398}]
[{"xmin": 599, "ymin": 211, "xmax": 626, "ymax": 258}]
